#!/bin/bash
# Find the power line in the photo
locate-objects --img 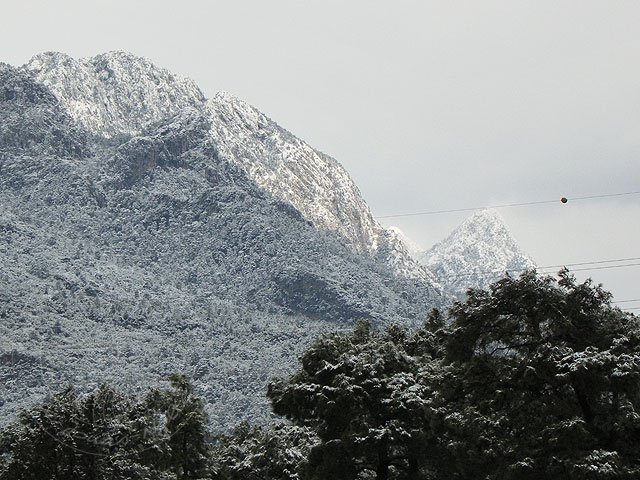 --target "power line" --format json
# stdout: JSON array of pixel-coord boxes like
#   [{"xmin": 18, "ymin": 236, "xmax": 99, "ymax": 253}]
[
  {"xmin": 378, "ymin": 199, "xmax": 557, "ymax": 218},
  {"xmin": 539, "ymin": 257, "xmax": 640, "ymax": 269},
  {"xmin": 446, "ymin": 257, "xmax": 640, "ymax": 279},
  {"xmin": 571, "ymin": 191, "xmax": 640, "ymax": 201},
  {"xmin": 377, "ymin": 190, "xmax": 640, "ymax": 219},
  {"xmin": 540, "ymin": 262, "xmax": 640, "ymax": 274},
  {"xmin": 613, "ymin": 299, "xmax": 640, "ymax": 304}
]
